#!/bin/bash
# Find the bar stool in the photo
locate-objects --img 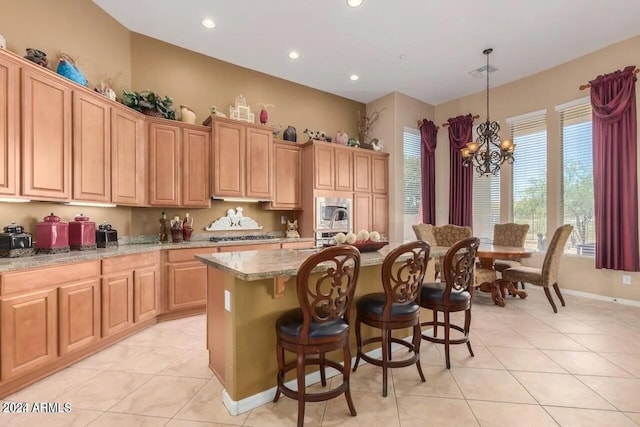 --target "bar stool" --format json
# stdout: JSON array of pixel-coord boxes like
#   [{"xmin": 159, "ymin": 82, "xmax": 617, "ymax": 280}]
[
  {"xmin": 419, "ymin": 237, "xmax": 479, "ymax": 369},
  {"xmin": 273, "ymin": 246, "xmax": 361, "ymax": 427},
  {"xmin": 352, "ymin": 241, "xmax": 431, "ymax": 396}
]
